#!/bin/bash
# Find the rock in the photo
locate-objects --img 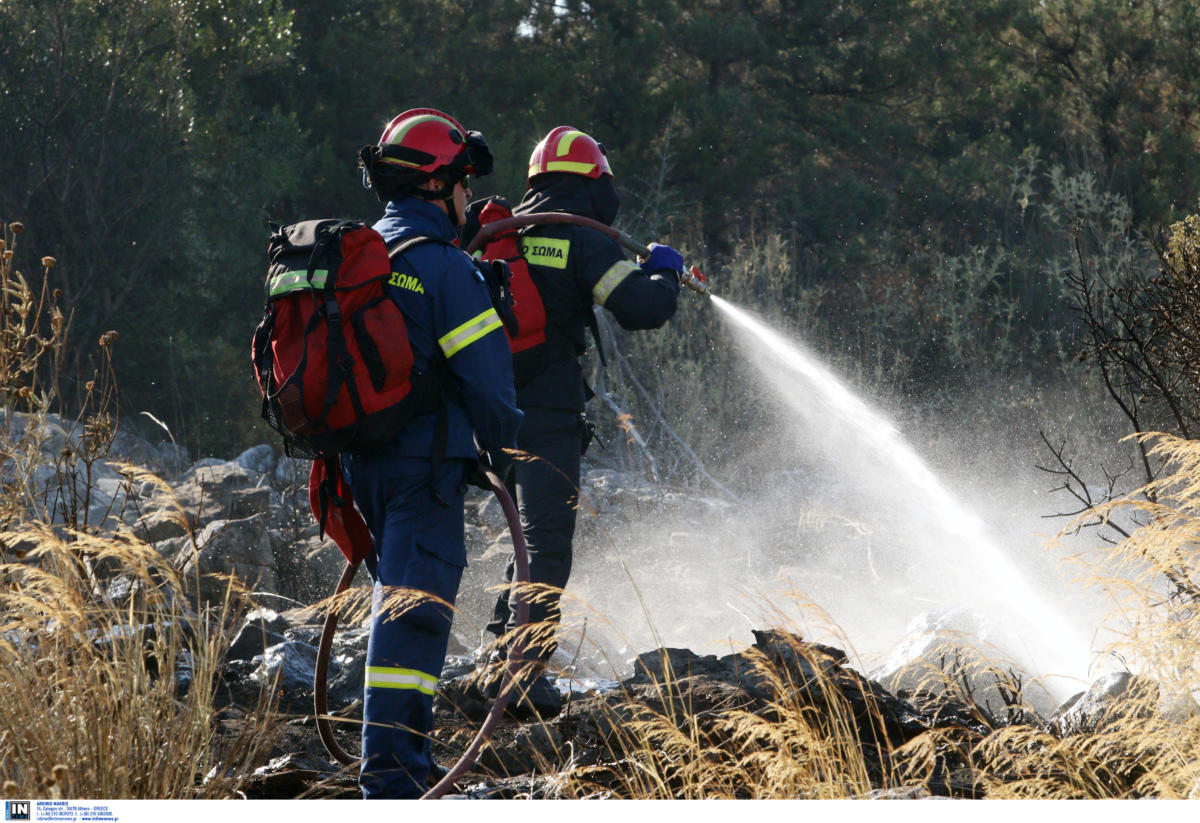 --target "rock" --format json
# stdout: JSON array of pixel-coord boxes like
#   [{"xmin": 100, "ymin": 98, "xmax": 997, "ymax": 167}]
[
  {"xmin": 273, "ymin": 457, "xmax": 310, "ymax": 490},
  {"xmin": 246, "ymin": 752, "xmax": 339, "ymax": 799},
  {"xmin": 108, "ymin": 425, "xmax": 188, "ymax": 478},
  {"xmin": 173, "ymin": 462, "xmax": 259, "ymax": 527},
  {"xmin": 630, "ymin": 646, "xmax": 727, "ymax": 684},
  {"xmin": 1052, "ymin": 671, "xmax": 1159, "ymax": 734},
  {"xmin": 228, "ymin": 609, "xmax": 292, "ymax": 662},
  {"xmin": 251, "ymin": 640, "xmax": 325, "ymax": 711},
  {"xmin": 135, "ymin": 505, "xmax": 190, "ymax": 544},
  {"xmin": 178, "ymin": 514, "xmax": 278, "ymax": 603},
  {"xmin": 475, "ymin": 495, "xmax": 507, "ymax": 530},
  {"xmin": 863, "ymin": 786, "xmax": 935, "ymax": 799},
  {"xmin": 871, "ymin": 607, "xmax": 1056, "ymax": 723},
  {"xmin": 237, "ymin": 444, "xmax": 277, "ymax": 476},
  {"xmin": 86, "ymin": 476, "xmax": 139, "ymax": 528},
  {"xmin": 230, "ymin": 486, "xmax": 272, "ymax": 518},
  {"xmin": 326, "ymin": 625, "xmax": 371, "ymax": 710},
  {"xmin": 0, "ymin": 411, "xmax": 72, "ymax": 454},
  {"xmin": 513, "ymin": 722, "xmax": 565, "ymax": 765},
  {"xmin": 463, "ymin": 523, "xmax": 490, "ymax": 554},
  {"xmin": 481, "ymin": 533, "xmax": 512, "ymax": 561}
]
